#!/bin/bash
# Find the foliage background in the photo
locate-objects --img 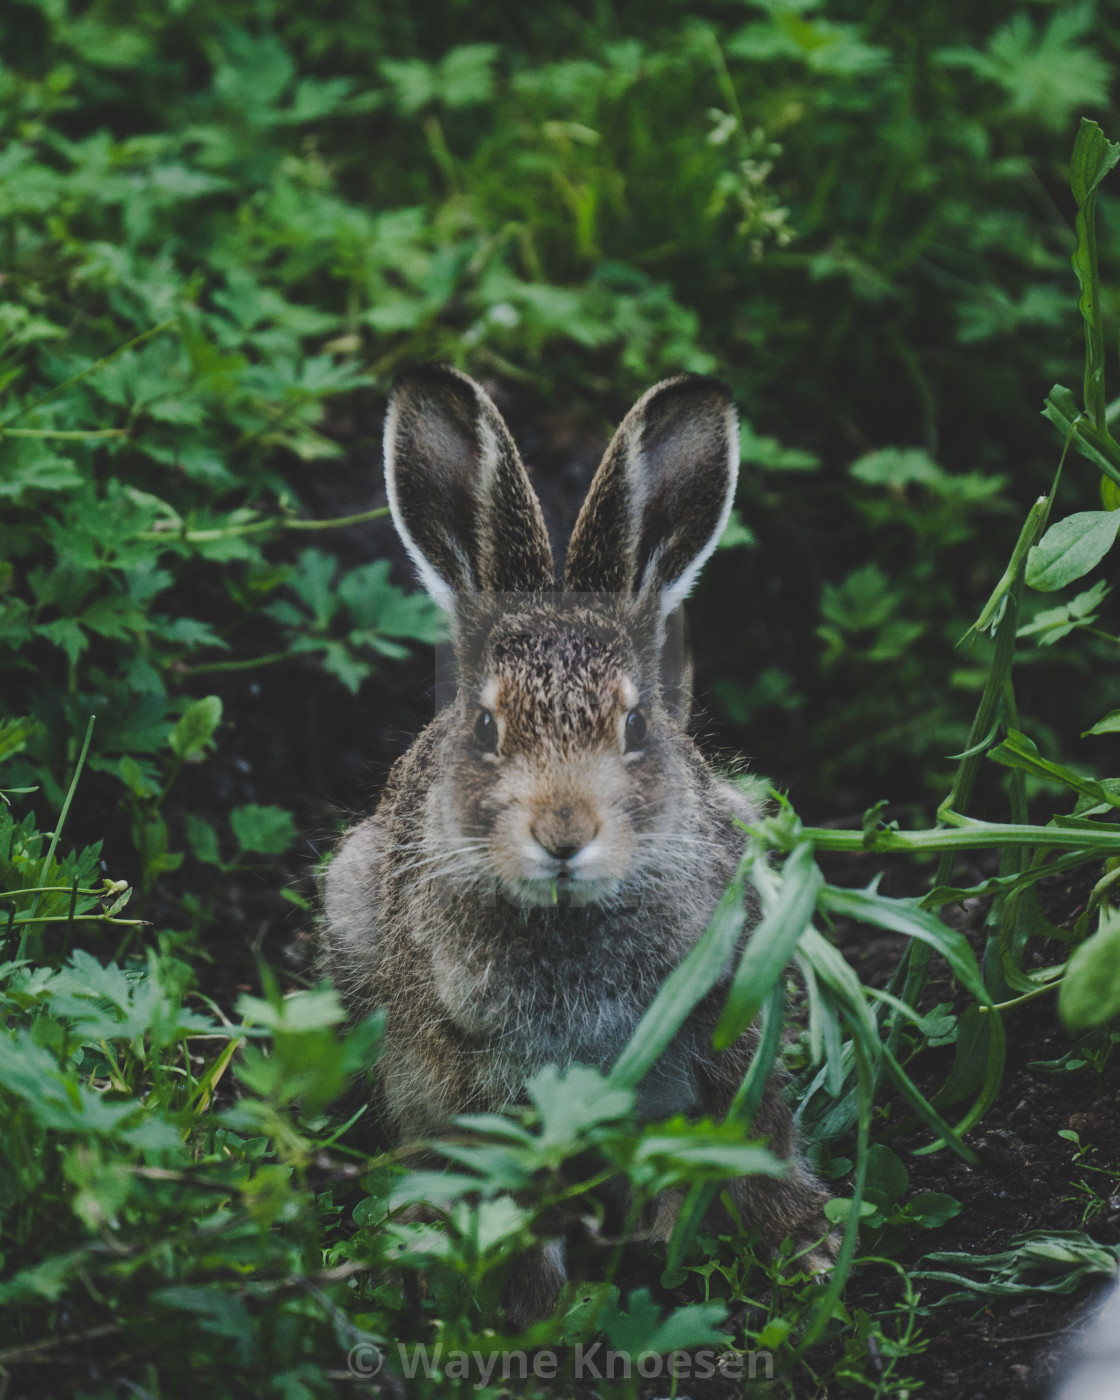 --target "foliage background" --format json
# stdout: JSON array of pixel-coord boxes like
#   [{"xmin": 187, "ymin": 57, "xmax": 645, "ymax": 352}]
[{"xmin": 3, "ymin": 0, "xmax": 1120, "ymax": 1395}]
